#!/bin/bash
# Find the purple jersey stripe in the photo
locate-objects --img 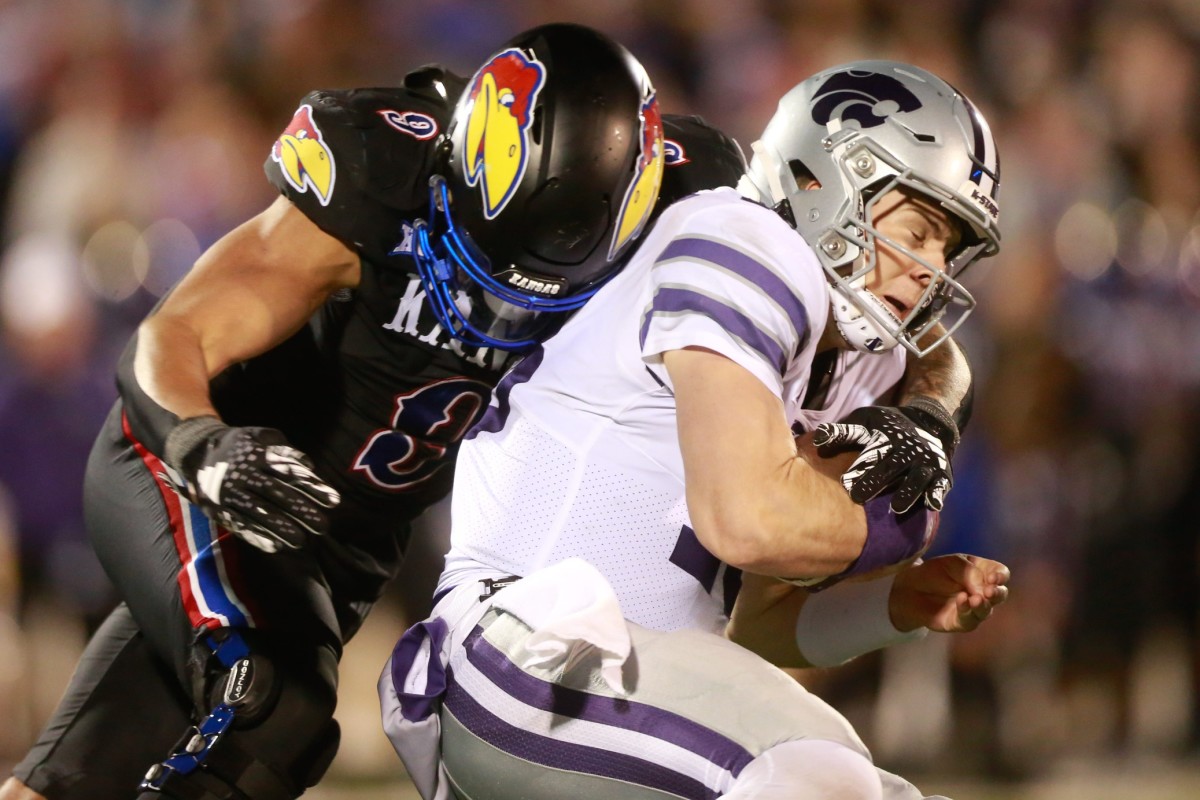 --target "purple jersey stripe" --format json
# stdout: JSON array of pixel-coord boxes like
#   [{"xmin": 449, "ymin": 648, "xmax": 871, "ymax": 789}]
[
  {"xmin": 643, "ymin": 287, "xmax": 787, "ymax": 374},
  {"xmin": 669, "ymin": 525, "xmax": 721, "ymax": 593},
  {"xmin": 461, "ymin": 625, "xmax": 755, "ymax": 777},
  {"xmin": 445, "ymin": 670, "xmax": 717, "ymax": 799},
  {"xmin": 468, "ymin": 345, "xmax": 543, "ymax": 439},
  {"xmin": 656, "ymin": 237, "xmax": 810, "ymax": 338}
]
